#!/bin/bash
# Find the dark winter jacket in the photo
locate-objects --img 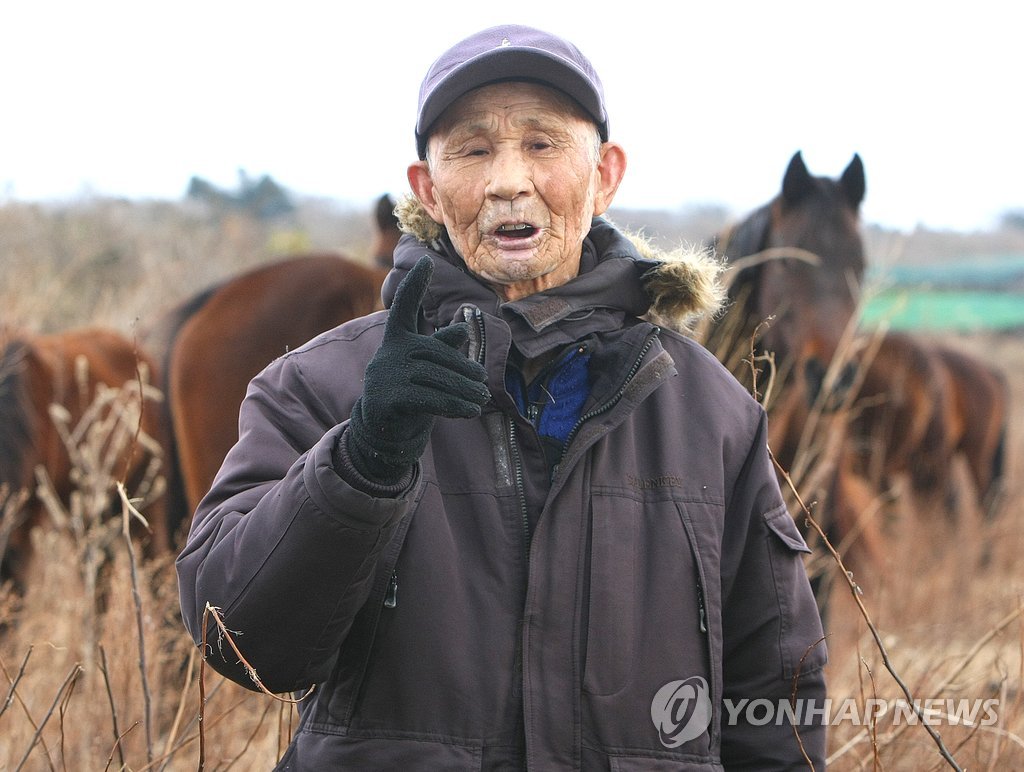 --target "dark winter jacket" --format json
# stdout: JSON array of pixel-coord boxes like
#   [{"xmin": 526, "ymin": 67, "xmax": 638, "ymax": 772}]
[{"xmin": 176, "ymin": 210, "xmax": 827, "ymax": 770}]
